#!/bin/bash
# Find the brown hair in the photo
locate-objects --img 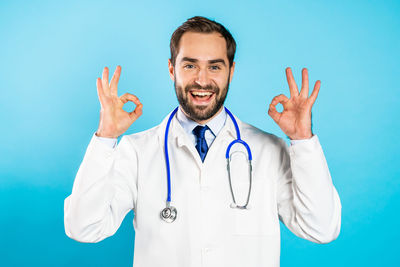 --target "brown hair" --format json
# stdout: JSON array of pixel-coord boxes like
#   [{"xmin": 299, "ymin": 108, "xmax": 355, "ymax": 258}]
[{"xmin": 170, "ymin": 16, "xmax": 236, "ymax": 68}]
